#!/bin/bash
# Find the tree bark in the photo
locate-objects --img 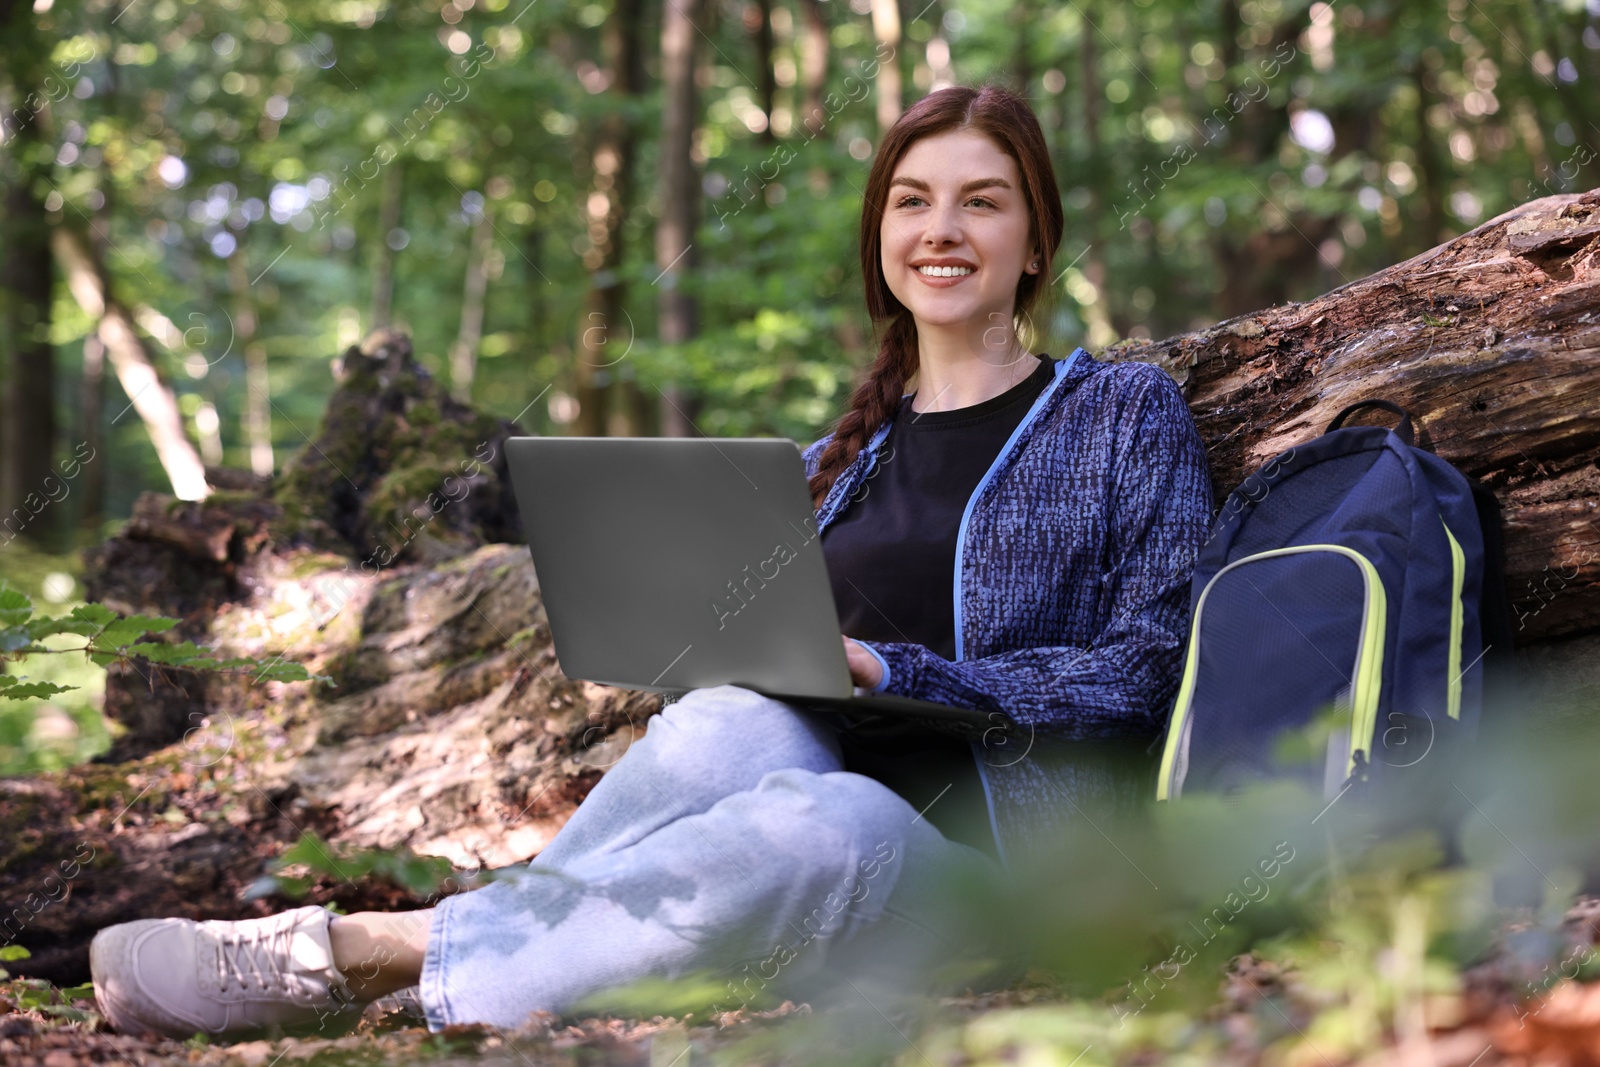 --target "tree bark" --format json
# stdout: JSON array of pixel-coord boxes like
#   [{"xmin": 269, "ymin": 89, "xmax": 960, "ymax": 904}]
[
  {"xmin": 450, "ymin": 202, "xmax": 493, "ymax": 405},
  {"xmin": 748, "ymin": 0, "xmax": 776, "ymax": 143},
  {"xmin": 51, "ymin": 226, "xmax": 209, "ymax": 501},
  {"xmin": 1075, "ymin": 0, "xmax": 1116, "ymax": 349},
  {"xmin": 870, "ymin": 0, "xmax": 902, "ymax": 135},
  {"xmin": 0, "ymin": 0, "xmax": 58, "ymax": 543},
  {"xmin": 796, "ymin": 0, "xmax": 828, "ymax": 134},
  {"xmin": 658, "ymin": 0, "xmax": 701, "ymax": 437},
  {"xmin": 574, "ymin": 0, "xmax": 647, "ymax": 437},
  {"xmin": 1103, "ymin": 187, "xmax": 1600, "ymax": 646},
  {"xmin": 76, "ymin": 330, "xmax": 106, "ymax": 534},
  {"xmin": 227, "ymin": 247, "xmax": 275, "ymax": 478},
  {"xmin": 369, "ymin": 164, "xmax": 404, "ymax": 331}
]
